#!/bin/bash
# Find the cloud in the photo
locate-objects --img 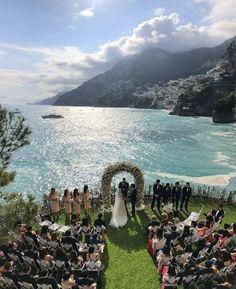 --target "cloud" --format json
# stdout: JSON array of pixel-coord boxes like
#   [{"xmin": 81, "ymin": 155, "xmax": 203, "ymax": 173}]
[
  {"xmin": 79, "ymin": 8, "xmax": 94, "ymax": 17},
  {"xmin": 0, "ymin": 2, "xmax": 235, "ymax": 103},
  {"xmin": 154, "ymin": 7, "xmax": 166, "ymax": 16},
  {"xmin": 202, "ymin": 0, "xmax": 236, "ymax": 22}
]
